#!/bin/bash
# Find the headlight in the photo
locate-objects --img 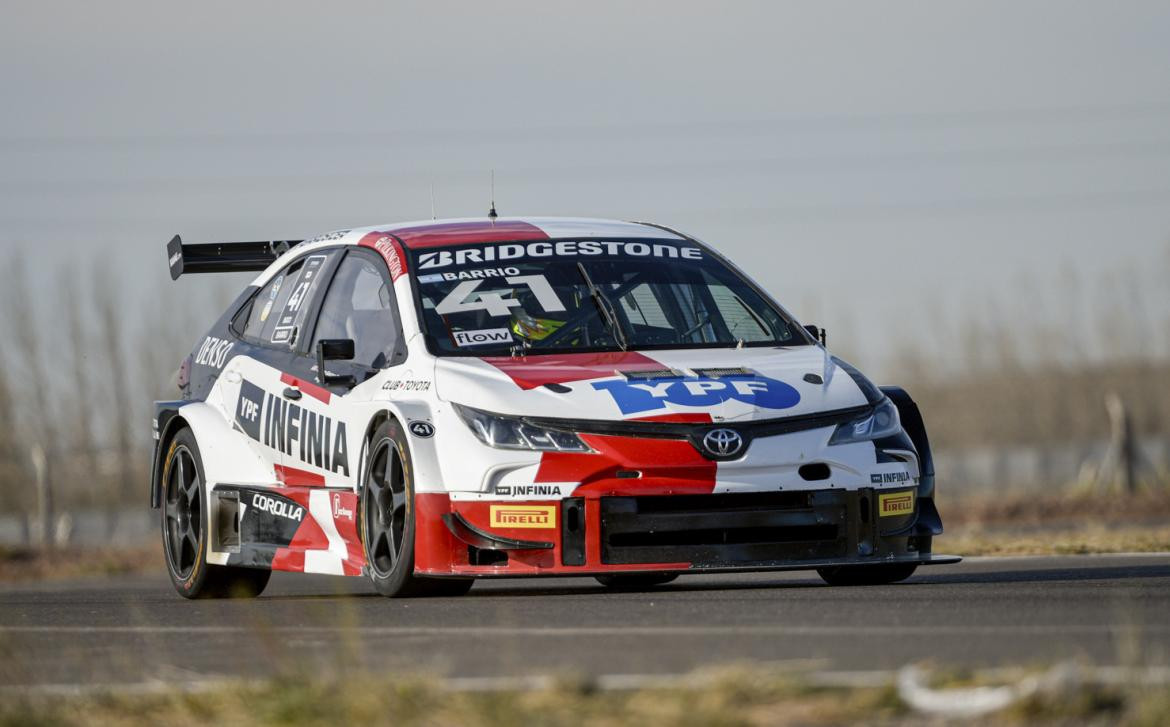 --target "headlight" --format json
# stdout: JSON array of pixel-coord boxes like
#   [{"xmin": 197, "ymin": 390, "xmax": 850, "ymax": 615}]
[
  {"xmin": 454, "ymin": 404, "xmax": 593, "ymax": 452},
  {"xmin": 829, "ymin": 398, "xmax": 901, "ymax": 445}
]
